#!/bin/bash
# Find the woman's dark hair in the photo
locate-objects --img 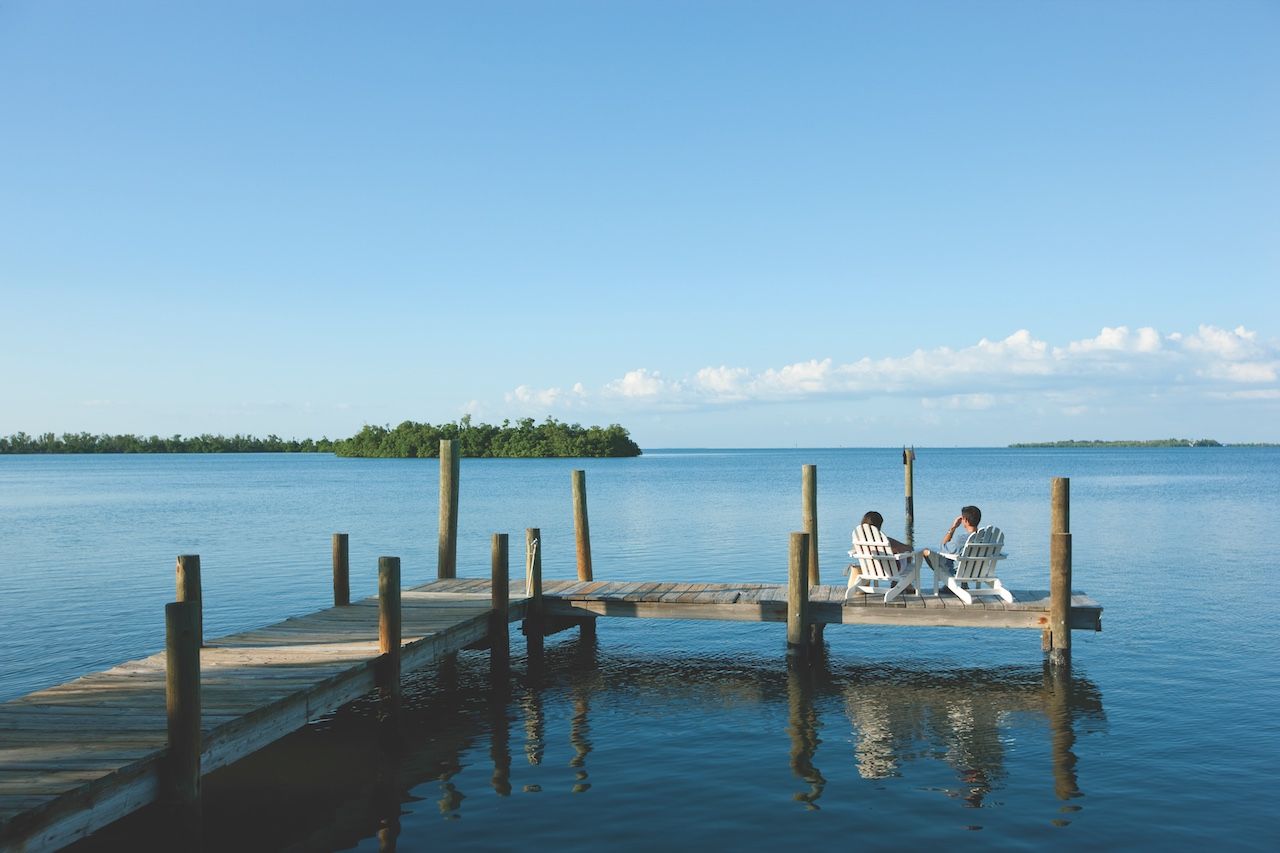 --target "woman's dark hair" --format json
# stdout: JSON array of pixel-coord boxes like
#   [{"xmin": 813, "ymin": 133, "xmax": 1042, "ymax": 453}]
[{"xmin": 860, "ymin": 511, "xmax": 884, "ymax": 528}]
